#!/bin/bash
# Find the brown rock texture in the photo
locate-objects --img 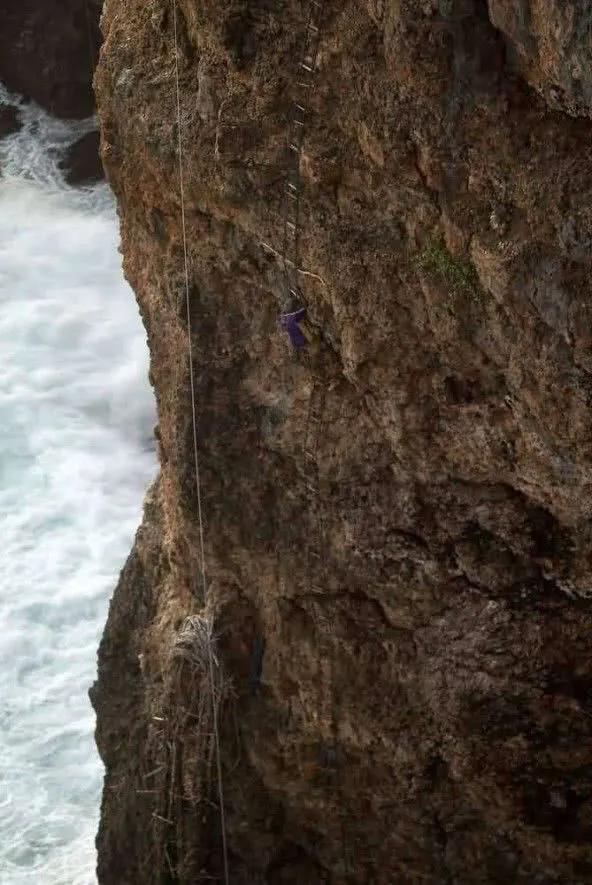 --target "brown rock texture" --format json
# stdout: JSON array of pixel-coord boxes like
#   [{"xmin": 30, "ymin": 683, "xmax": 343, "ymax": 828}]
[
  {"xmin": 489, "ymin": 0, "xmax": 592, "ymax": 116},
  {"xmin": 92, "ymin": 1, "xmax": 592, "ymax": 882},
  {"xmin": 0, "ymin": 0, "xmax": 102, "ymax": 118}
]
